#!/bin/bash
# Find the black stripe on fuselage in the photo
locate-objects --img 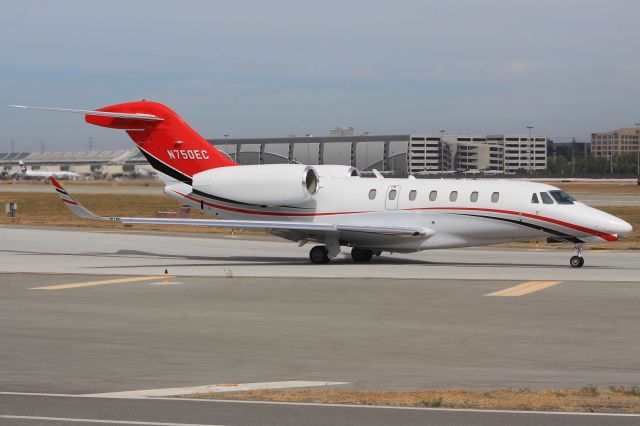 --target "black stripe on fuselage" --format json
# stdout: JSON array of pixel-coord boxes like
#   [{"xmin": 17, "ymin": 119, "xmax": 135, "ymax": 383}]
[
  {"xmin": 137, "ymin": 148, "xmax": 193, "ymax": 185},
  {"xmin": 450, "ymin": 212, "xmax": 584, "ymax": 244},
  {"xmin": 192, "ymin": 188, "xmax": 261, "ymax": 207},
  {"xmin": 55, "ymin": 187, "xmax": 69, "ymax": 196}
]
